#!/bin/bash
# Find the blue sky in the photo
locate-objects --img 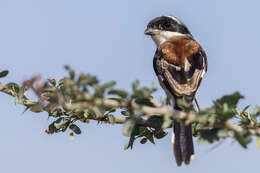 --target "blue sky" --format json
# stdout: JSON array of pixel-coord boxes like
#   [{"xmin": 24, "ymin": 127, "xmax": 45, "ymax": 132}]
[{"xmin": 0, "ymin": 0, "xmax": 259, "ymax": 172}]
